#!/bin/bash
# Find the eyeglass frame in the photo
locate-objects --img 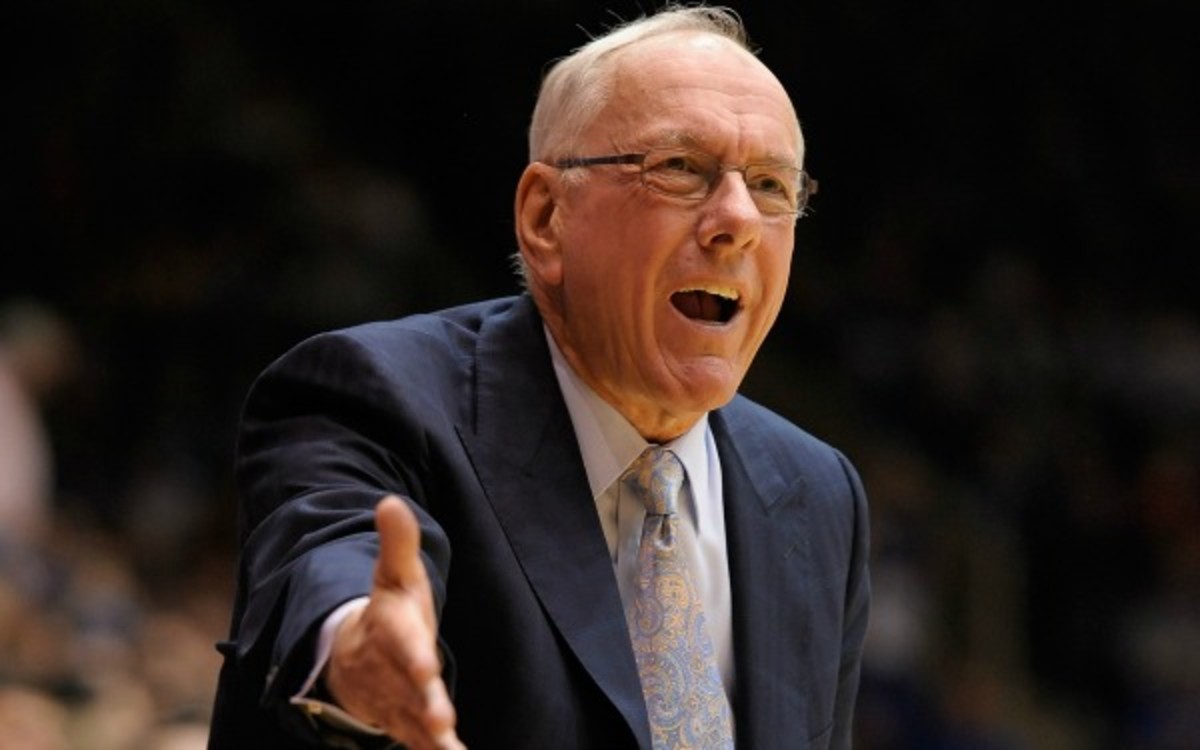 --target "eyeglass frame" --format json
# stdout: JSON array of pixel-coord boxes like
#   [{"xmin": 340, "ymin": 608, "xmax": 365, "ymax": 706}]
[{"xmin": 552, "ymin": 147, "xmax": 818, "ymax": 217}]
